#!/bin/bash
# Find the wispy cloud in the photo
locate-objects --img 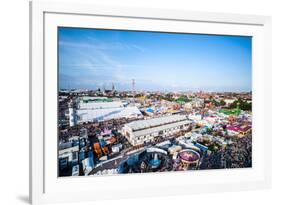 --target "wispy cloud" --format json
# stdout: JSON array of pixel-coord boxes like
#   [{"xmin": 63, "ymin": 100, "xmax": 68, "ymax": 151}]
[
  {"xmin": 59, "ymin": 28, "xmax": 252, "ymax": 92},
  {"xmin": 60, "ymin": 37, "xmax": 149, "ymax": 84},
  {"xmin": 59, "ymin": 38, "xmax": 145, "ymax": 52}
]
